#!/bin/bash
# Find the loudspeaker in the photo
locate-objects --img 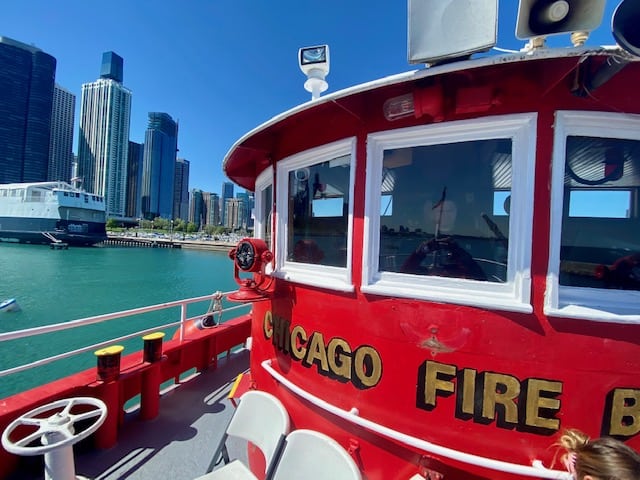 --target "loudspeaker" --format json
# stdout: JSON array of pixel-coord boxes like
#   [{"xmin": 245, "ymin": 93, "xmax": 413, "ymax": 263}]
[
  {"xmin": 612, "ymin": 0, "xmax": 640, "ymax": 57},
  {"xmin": 408, "ymin": 0, "xmax": 497, "ymax": 64},
  {"xmin": 515, "ymin": 0, "xmax": 605, "ymax": 40}
]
